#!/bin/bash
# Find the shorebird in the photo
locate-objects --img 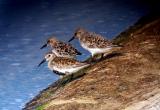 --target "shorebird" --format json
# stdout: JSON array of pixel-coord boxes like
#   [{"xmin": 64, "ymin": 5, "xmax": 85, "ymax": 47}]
[
  {"xmin": 68, "ymin": 27, "xmax": 121, "ymax": 58},
  {"xmin": 38, "ymin": 52, "xmax": 89, "ymax": 77},
  {"xmin": 40, "ymin": 37, "xmax": 82, "ymax": 58}
]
